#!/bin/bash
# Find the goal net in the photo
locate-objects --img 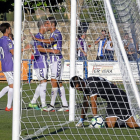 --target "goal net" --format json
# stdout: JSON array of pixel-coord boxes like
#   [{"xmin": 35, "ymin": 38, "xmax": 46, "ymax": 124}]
[{"xmin": 16, "ymin": 0, "xmax": 140, "ymax": 139}]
